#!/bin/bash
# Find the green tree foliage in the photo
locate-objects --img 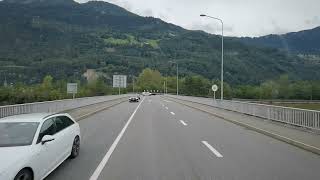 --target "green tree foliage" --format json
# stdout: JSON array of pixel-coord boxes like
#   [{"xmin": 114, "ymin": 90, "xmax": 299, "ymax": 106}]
[
  {"xmin": 277, "ymin": 75, "xmax": 290, "ymax": 99},
  {"xmin": 136, "ymin": 68, "xmax": 162, "ymax": 91},
  {"xmin": 165, "ymin": 76, "xmax": 178, "ymax": 94},
  {"xmin": 182, "ymin": 75, "xmax": 210, "ymax": 96},
  {"xmin": 1, "ymin": 69, "xmax": 320, "ymax": 106},
  {"xmin": 0, "ymin": 75, "xmax": 116, "ymax": 105},
  {"xmin": 233, "ymin": 76, "xmax": 320, "ymax": 100}
]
